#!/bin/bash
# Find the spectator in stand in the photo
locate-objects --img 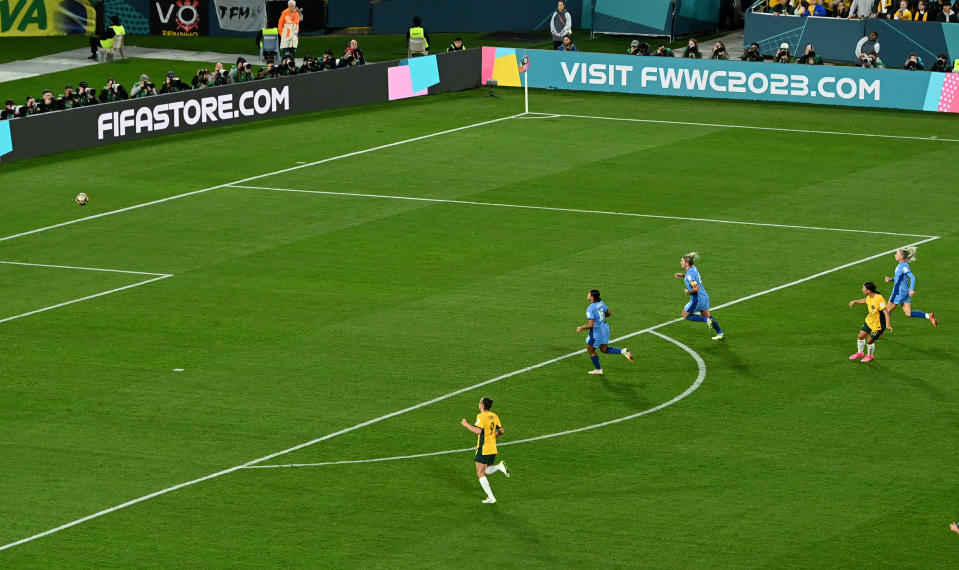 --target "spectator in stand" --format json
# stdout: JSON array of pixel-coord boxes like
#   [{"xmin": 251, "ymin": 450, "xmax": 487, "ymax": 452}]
[
  {"xmin": 683, "ymin": 38, "xmax": 702, "ymax": 58},
  {"xmin": 936, "ymin": 2, "xmax": 959, "ymax": 19},
  {"xmin": 877, "ymin": 0, "xmax": 896, "ymax": 18},
  {"xmin": 938, "ymin": 1, "xmax": 958, "ymax": 19},
  {"xmin": 795, "ymin": 0, "xmax": 810, "ymax": 16},
  {"xmin": 557, "ymin": 35, "xmax": 578, "ymax": 51},
  {"xmin": 742, "ymin": 42, "xmax": 764, "ymax": 61},
  {"xmin": 833, "ymin": 1, "xmax": 851, "ymax": 16},
  {"xmin": 893, "ymin": 0, "xmax": 914, "ymax": 18},
  {"xmin": 653, "ymin": 43, "xmax": 674, "ymax": 57},
  {"xmin": 550, "ymin": 1, "xmax": 572, "ymax": 50},
  {"xmin": 774, "ymin": 42, "xmax": 793, "ymax": 62},
  {"xmin": 914, "ymin": 0, "xmax": 934, "ymax": 19},
  {"xmin": 806, "ymin": 0, "xmax": 828, "ymax": 15},
  {"xmin": 711, "ymin": 41, "xmax": 729, "ymax": 59},
  {"xmin": 848, "ymin": 0, "xmax": 875, "ymax": 17},
  {"xmin": 855, "ymin": 31, "xmax": 880, "ymax": 64},
  {"xmin": 904, "ymin": 53, "xmax": 924, "ymax": 69},
  {"xmin": 769, "ymin": 0, "xmax": 790, "ymax": 13},
  {"xmin": 278, "ymin": 0, "xmax": 302, "ymax": 60},
  {"xmin": 407, "ymin": 16, "xmax": 430, "ymax": 54},
  {"xmin": 447, "ymin": 37, "xmax": 466, "ymax": 52},
  {"xmin": 797, "ymin": 44, "xmax": 823, "ymax": 63},
  {"xmin": 338, "ymin": 39, "xmax": 366, "ymax": 68},
  {"xmin": 130, "ymin": 74, "xmax": 157, "ymax": 98},
  {"xmin": 1, "ymin": 99, "xmax": 15, "ymax": 119}
]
